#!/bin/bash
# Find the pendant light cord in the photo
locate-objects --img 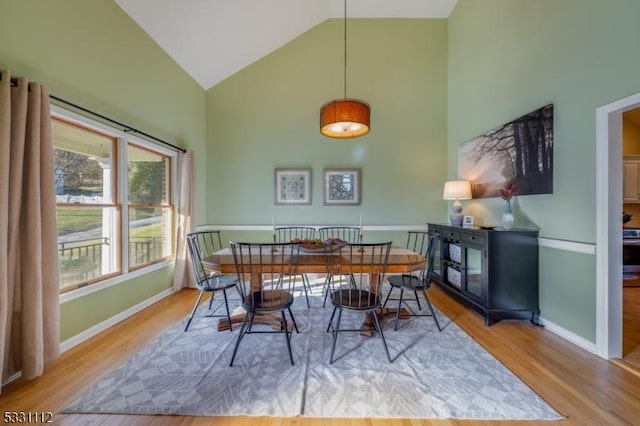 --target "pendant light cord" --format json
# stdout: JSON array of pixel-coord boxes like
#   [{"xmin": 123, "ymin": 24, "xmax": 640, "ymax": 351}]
[{"xmin": 343, "ymin": 0, "xmax": 347, "ymax": 98}]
